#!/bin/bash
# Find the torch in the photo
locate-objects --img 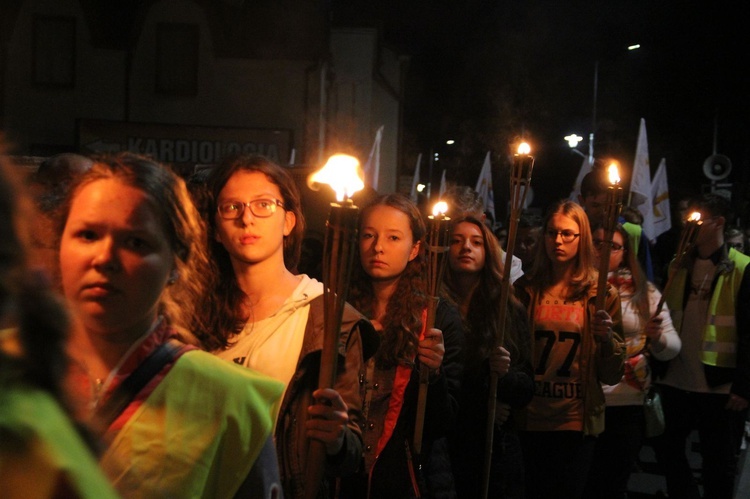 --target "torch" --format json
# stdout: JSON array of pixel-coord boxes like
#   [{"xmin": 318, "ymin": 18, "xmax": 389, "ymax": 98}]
[
  {"xmin": 304, "ymin": 154, "xmax": 364, "ymax": 499},
  {"xmin": 655, "ymin": 211, "xmax": 702, "ymax": 314},
  {"xmin": 594, "ymin": 163, "xmax": 624, "ymax": 311},
  {"xmin": 412, "ymin": 200, "xmax": 450, "ymax": 462},
  {"xmin": 481, "ymin": 143, "xmax": 534, "ymax": 499}
]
